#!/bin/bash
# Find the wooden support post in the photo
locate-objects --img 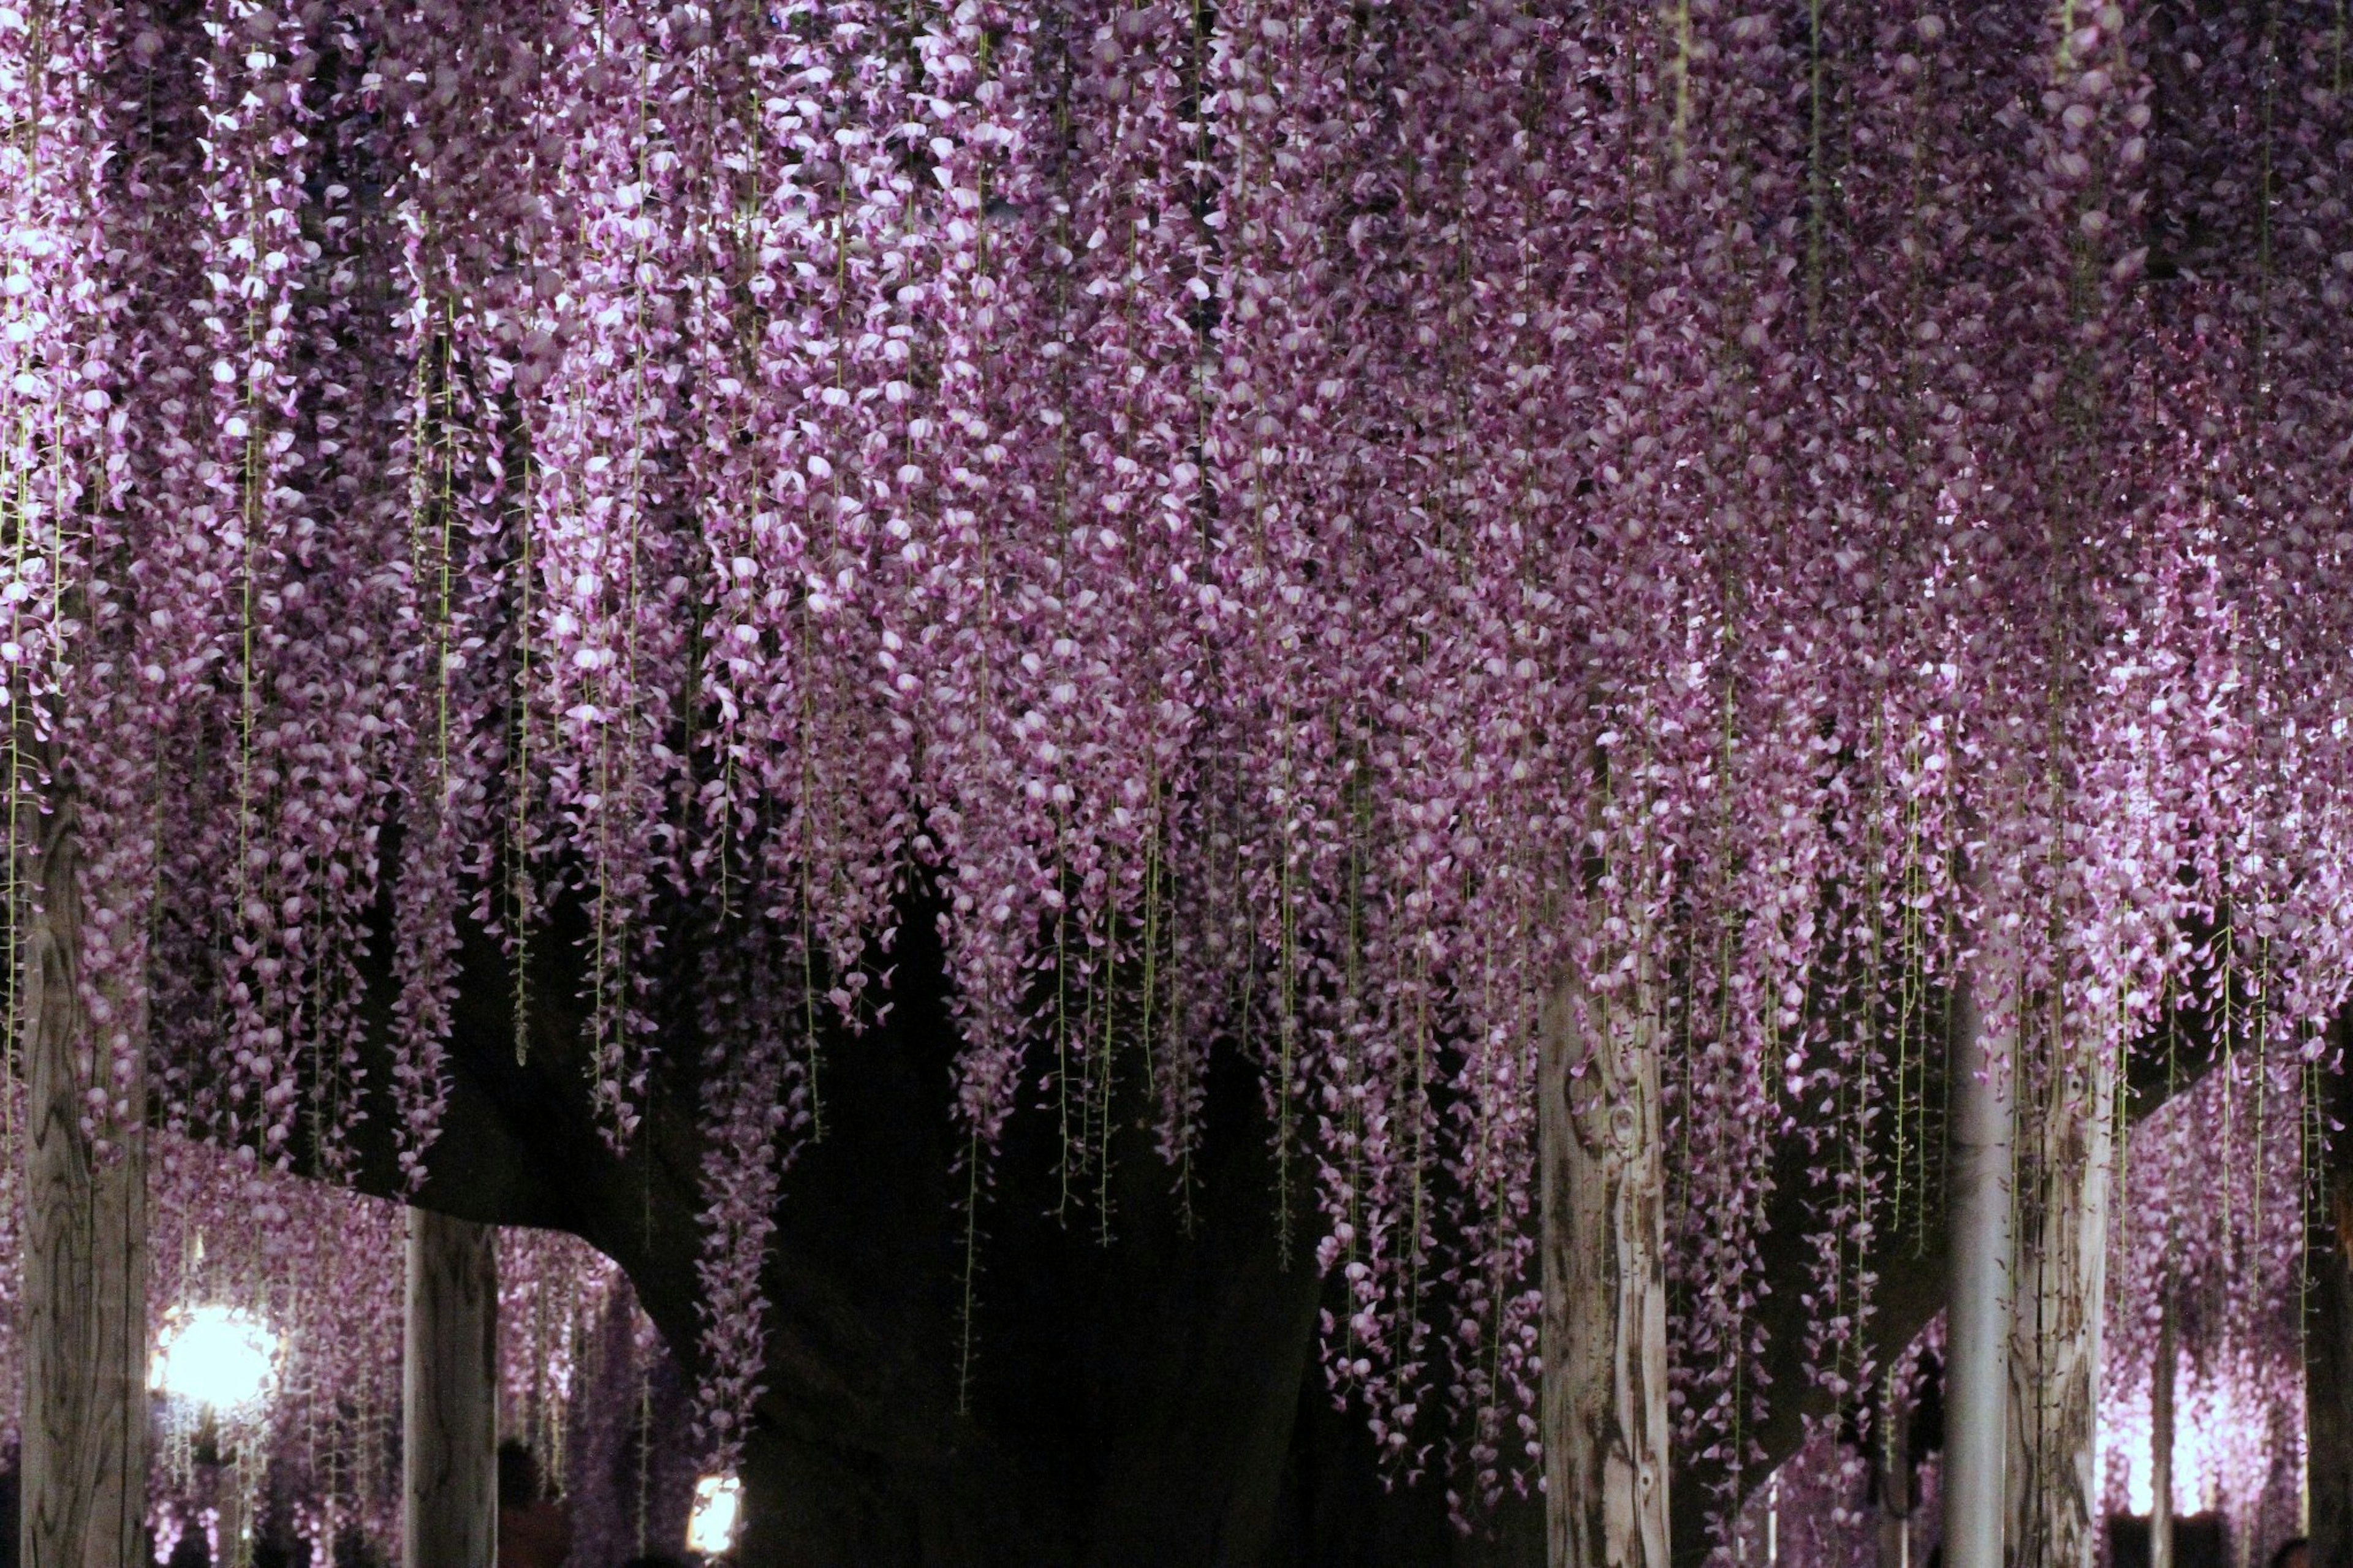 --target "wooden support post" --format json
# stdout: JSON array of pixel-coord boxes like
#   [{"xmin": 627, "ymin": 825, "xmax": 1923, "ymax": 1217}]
[
  {"xmin": 1540, "ymin": 971, "xmax": 1670, "ymax": 1568},
  {"xmin": 1942, "ymin": 957, "xmax": 2014, "ymax": 1568},
  {"xmin": 21, "ymin": 792, "xmax": 150, "ymax": 1568},
  {"xmin": 405, "ymin": 1208, "xmax": 499, "ymax": 1568}
]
